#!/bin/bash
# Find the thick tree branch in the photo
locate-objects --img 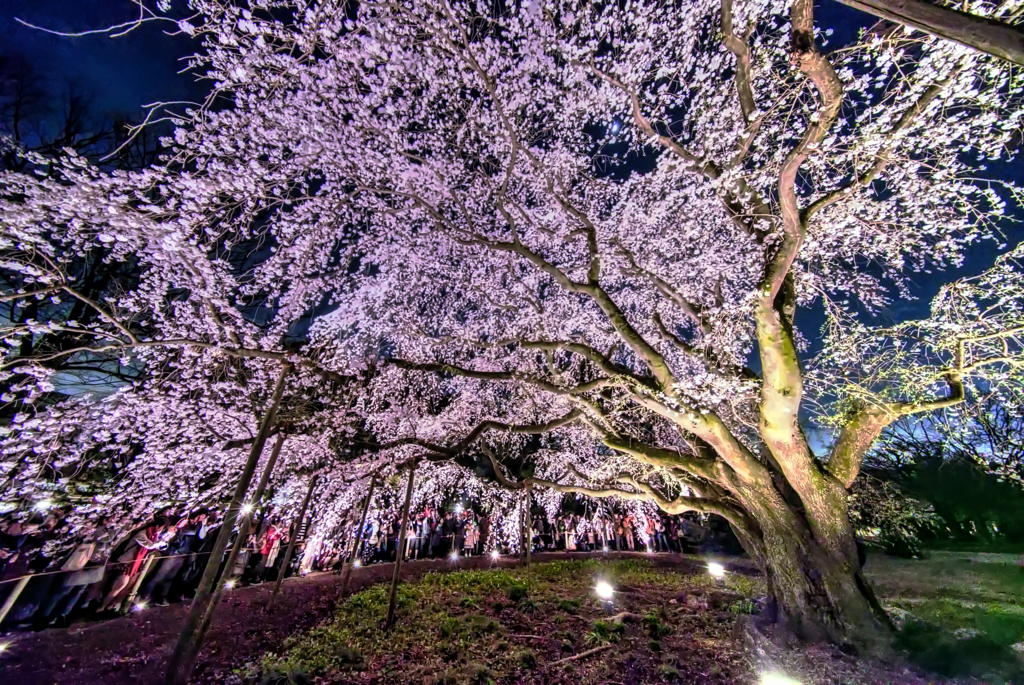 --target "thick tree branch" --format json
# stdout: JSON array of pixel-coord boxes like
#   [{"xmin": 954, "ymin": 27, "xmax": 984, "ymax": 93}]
[
  {"xmin": 835, "ymin": 0, "xmax": 1024, "ymax": 66},
  {"xmin": 828, "ymin": 372, "xmax": 965, "ymax": 488},
  {"xmin": 721, "ymin": 0, "xmax": 757, "ymax": 123},
  {"xmin": 761, "ymin": 0, "xmax": 844, "ymax": 301}
]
